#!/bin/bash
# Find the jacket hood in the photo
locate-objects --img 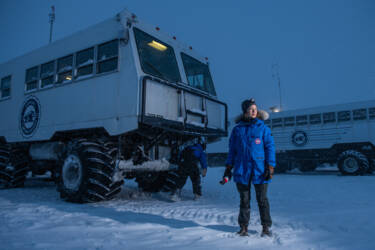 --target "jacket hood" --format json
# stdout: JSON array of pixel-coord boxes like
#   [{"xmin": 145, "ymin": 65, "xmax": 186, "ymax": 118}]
[{"xmin": 234, "ymin": 109, "xmax": 269, "ymax": 124}]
